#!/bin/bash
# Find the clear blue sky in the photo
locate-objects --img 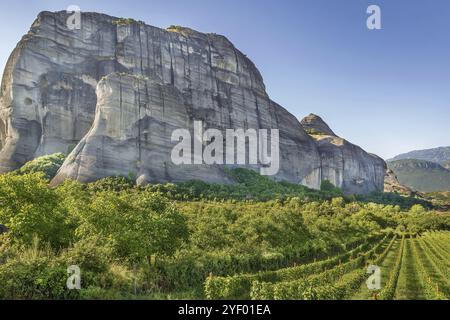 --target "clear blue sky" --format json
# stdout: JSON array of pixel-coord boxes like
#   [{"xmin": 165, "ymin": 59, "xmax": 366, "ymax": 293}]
[{"xmin": 0, "ymin": 0, "xmax": 449, "ymax": 159}]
